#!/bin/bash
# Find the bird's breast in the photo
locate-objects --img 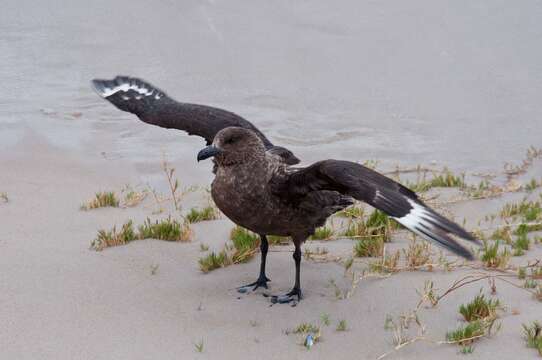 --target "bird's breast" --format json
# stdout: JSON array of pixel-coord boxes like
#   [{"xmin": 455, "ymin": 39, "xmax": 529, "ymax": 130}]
[{"xmin": 210, "ymin": 167, "xmax": 288, "ymax": 234}]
